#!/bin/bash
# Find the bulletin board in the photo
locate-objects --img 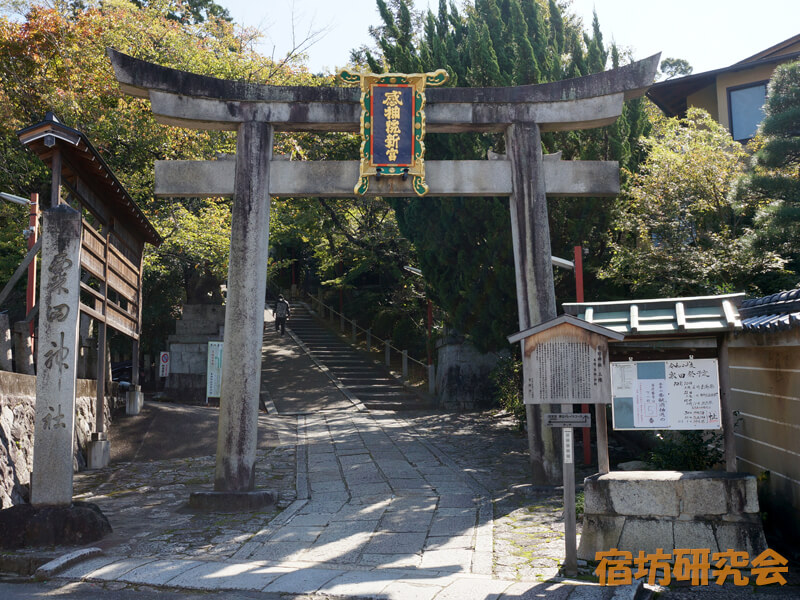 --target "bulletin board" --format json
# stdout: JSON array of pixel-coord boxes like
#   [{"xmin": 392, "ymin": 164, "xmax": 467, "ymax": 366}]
[{"xmin": 610, "ymin": 358, "xmax": 721, "ymax": 430}]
